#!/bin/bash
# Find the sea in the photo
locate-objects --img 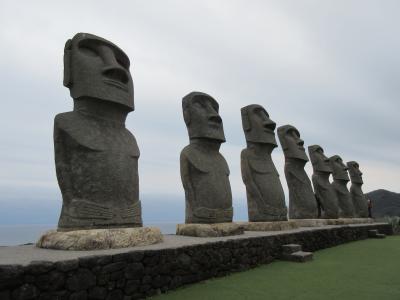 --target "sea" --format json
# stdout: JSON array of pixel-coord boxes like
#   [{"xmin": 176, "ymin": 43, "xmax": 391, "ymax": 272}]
[{"xmin": 0, "ymin": 223, "xmax": 178, "ymax": 246}]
